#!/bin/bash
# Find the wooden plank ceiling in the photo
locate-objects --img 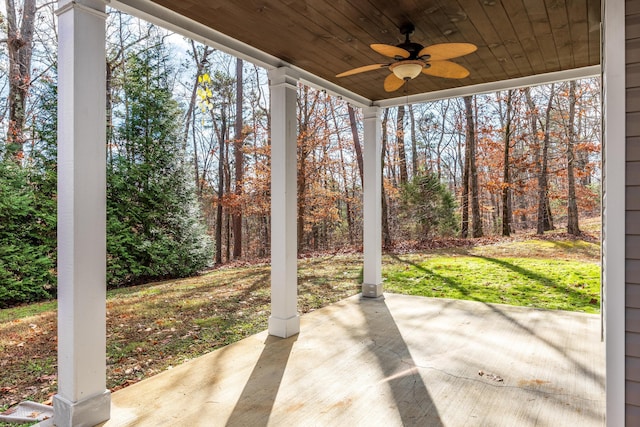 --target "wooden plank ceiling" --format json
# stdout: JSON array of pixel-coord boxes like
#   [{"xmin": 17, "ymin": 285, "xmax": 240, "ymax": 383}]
[{"xmin": 150, "ymin": 0, "xmax": 601, "ymax": 102}]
